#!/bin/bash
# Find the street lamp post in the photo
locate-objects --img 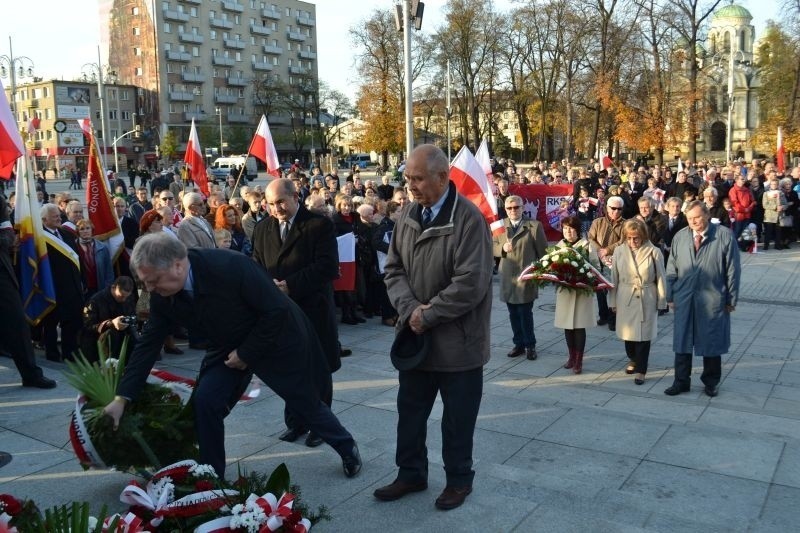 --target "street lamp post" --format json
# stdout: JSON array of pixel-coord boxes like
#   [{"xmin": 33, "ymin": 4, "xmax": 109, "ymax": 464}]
[
  {"xmin": 215, "ymin": 107, "xmax": 224, "ymax": 157},
  {"xmin": 396, "ymin": 0, "xmax": 425, "ymax": 159},
  {"xmin": 113, "ymin": 113, "xmax": 139, "ymax": 174},
  {"xmin": 0, "ymin": 36, "xmax": 35, "ymax": 141},
  {"xmin": 82, "ymin": 46, "xmax": 111, "ymax": 170}
]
